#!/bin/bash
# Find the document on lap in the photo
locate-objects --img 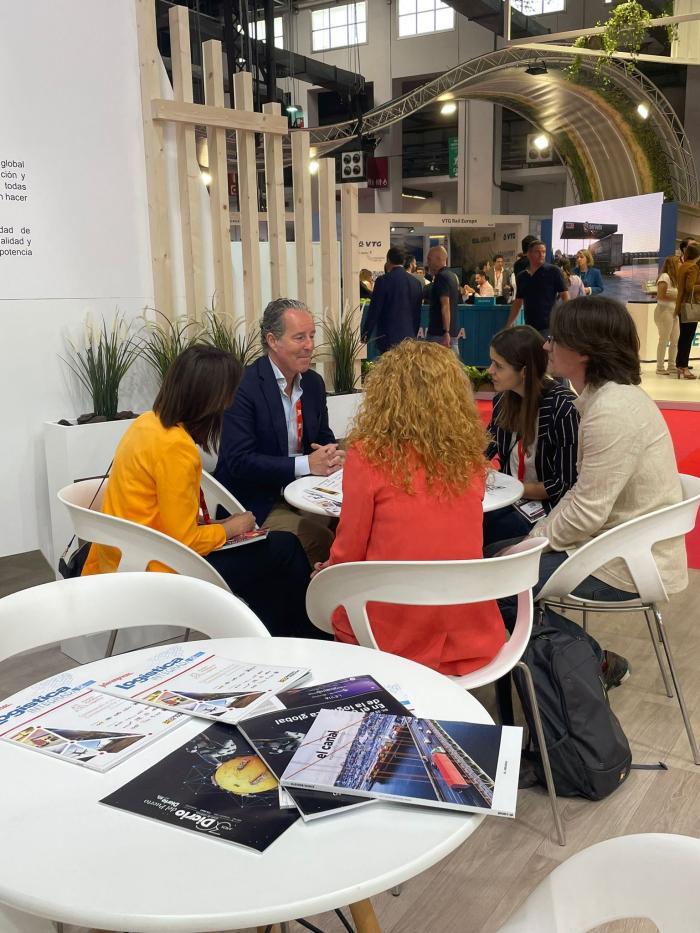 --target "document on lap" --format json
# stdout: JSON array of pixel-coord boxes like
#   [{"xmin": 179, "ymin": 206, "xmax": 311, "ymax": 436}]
[{"xmin": 95, "ymin": 647, "xmax": 309, "ymax": 725}]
